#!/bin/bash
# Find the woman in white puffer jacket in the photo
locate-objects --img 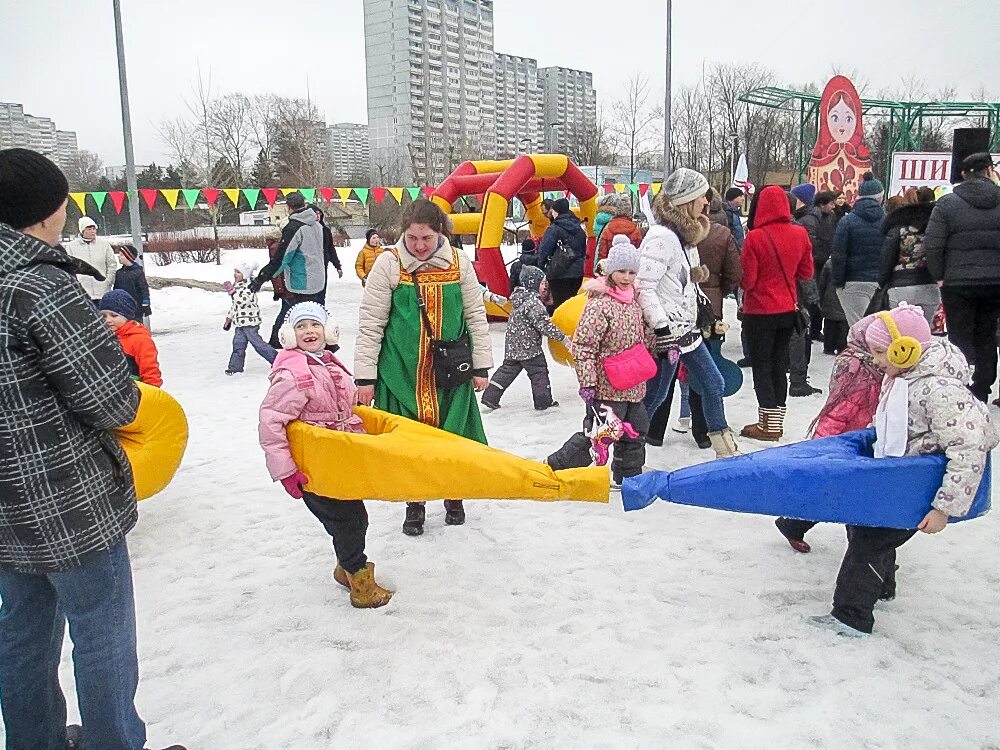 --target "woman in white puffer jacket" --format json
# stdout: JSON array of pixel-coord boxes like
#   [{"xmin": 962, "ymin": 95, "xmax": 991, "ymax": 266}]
[{"xmin": 637, "ymin": 168, "xmax": 739, "ymax": 458}]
